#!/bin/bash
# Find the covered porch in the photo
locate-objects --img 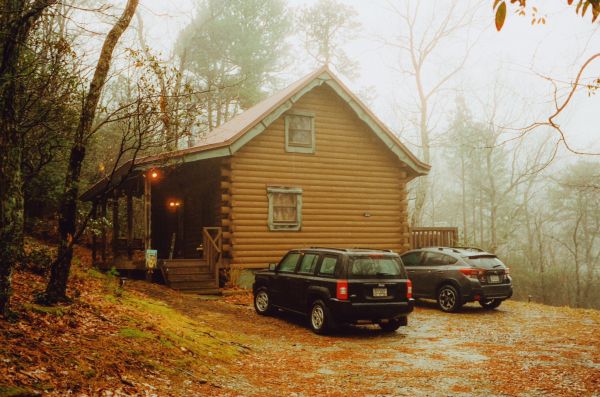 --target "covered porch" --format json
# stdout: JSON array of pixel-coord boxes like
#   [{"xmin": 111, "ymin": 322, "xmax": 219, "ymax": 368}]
[{"xmin": 84, "ymin": 157, "xmax": 229, "ymax": 293}]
